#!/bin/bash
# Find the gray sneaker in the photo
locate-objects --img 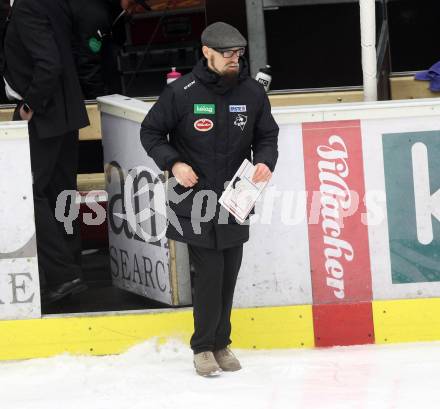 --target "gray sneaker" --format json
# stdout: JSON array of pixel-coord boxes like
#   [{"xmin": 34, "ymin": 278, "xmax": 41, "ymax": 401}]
[
  {"xmin": 193, "ymin": 351, "xmax": 222, "ymax": 377},
  {"xmin": 213, "ymin": 348, "xmax": 242, "ymax": 372}
]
